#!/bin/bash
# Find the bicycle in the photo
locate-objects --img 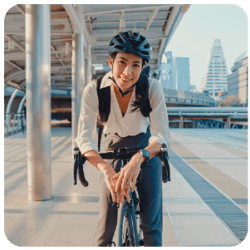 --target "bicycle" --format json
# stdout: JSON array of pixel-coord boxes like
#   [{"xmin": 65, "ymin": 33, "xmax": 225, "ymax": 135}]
[{"xmin": 73, "ymin": 144, "xmax": 170, "ymax": 246}]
